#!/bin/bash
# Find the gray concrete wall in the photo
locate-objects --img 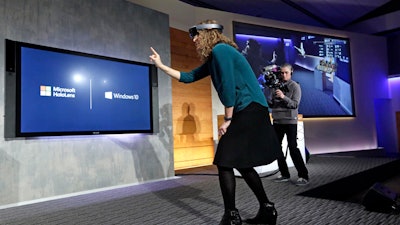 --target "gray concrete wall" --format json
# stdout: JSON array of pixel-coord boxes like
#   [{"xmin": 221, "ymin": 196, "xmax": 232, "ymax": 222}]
[{"xmin": 0, "ymin": 0, "xmax": 174, "ymax": 206}]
